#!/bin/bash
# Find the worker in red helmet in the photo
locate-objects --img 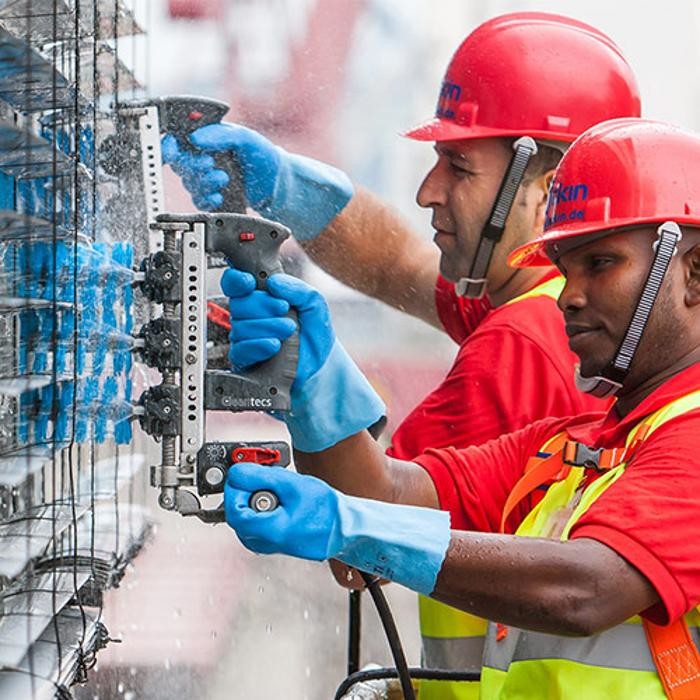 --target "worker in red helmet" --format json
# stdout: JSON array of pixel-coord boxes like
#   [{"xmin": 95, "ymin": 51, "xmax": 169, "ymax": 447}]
[
  {"xmin": 163, "ymin": 13, "xmax": 641, "ymax": 697},
  {"xmin": 222, "ymin": 118, "xmax": 700, "ymax": 700}
]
